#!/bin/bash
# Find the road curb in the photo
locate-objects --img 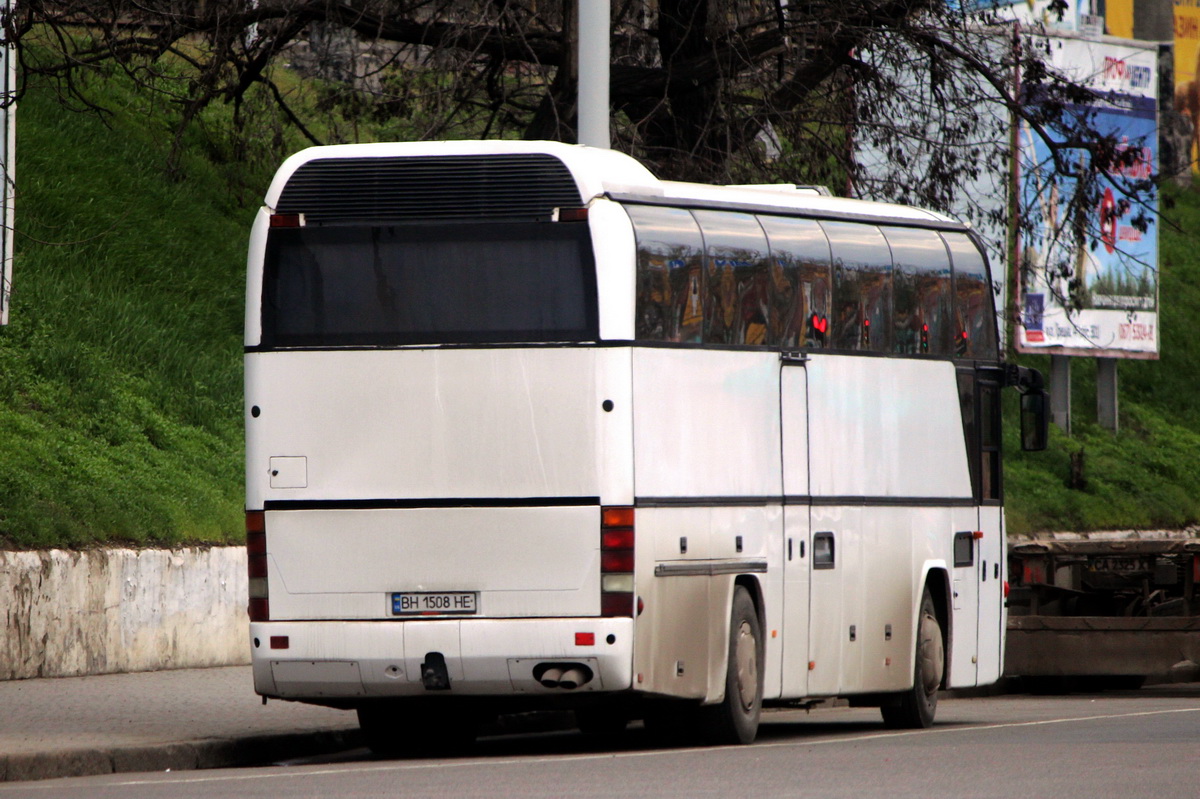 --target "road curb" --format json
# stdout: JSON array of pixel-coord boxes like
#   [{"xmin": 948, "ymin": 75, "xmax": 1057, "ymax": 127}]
[{"xmin": 0, "ymin": 727, "xmax": 362, "ymax": 783}]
